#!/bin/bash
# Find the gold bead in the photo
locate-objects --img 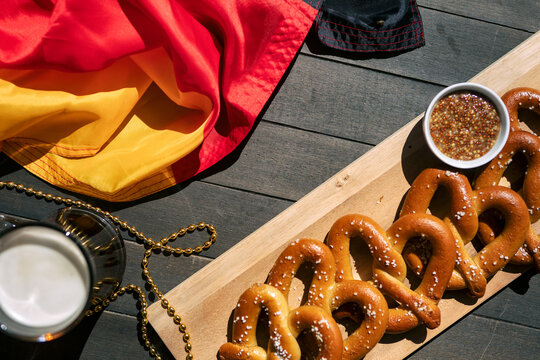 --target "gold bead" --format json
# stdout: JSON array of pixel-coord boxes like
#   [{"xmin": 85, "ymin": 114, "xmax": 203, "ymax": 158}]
[
  {"xmin": 197, "ymin": 222, "xmax": 206, "ymax": 230},
  {"xmin": 167, "ymin": 306, "xmax": 175, "ymax": 316},
  {"xmin": 129, "ymin": 226, "xmax": 137, "ymax": 234},
  {"xmin": 102, "ymin": 299, "xmax": 110, "ymax": 307},
  {"xmin": 183, "ymin": 333, "xmax": 190, "ymax": 342},
  {"xmin": 142, "ymin": 258, "xmax": 149, "ymax": 267},
  {"xmin": 187, "ymin": 224, "xmax": 196, "ymax": 232},
  {"xmin": 54, "ymin": 196, "xmax": 63, "ymax": 203},
  {"xmin": 184, "ymin": 343, "xmax": 192, "ymax": 351},
  {"xmin": 178, "ymin": 228, "xmax": 187, "ymax": 236},
  {"xmin": 203, "ymin": 241, "xmax": 212, "ymax": 249},
  {"xmin": 178, "ymin": 324, "xmax": 187, "ymax": 333},
  {"xmin": 144, "ymin": 340, "xmax": 151, "ymax": 348},
  {"xmin": 149, "ymin": 348, "xmax": 156, "ymax": 356},
  {"xmin": 120, "ymin": 221, "xmax": 129, "ymax": 229},
  {"xmin": 174, "ymin": 248, "xmax": 183, "ymax": 255},
  {"xmin": 15, "ymin": 184, "xmax": 24, "ymax": 192},
  {"xmin": 94, "ymin": 305, "xmax": 102, "ymax": 312},
  {"xmin": 194, "ymin": 246, "xmax": 203, "ymax": 253},
  {"xmin": 163, "ymin": 245, "xmax": 172, "ymax": 253},
  {"xmin": 186, "ymin": 354, "xmax": 193, "ymax": 360},
  {"xmin": 146, "ymin": 277, "xmax": 153, "ymax": 285},
  {"xmin": 161, "ymin": 299, "xmax": 169, "ymax": 308},
  {"xmin": 156, "ymin": 356, "xmax": 162, "ymax": 360},
  {"xmin": 184, "ymin": 248, "xmax": 193, "ymax": 255},
  {"xmin": 6, "ymin": 182, "xmax": 15, "ymax": 189},
  {"xmin": 173, "ymin": 315, "xmax": 182, "ymax": 324},
  {"xmin": 64, "ymin": 198, "xmax": 73, "ymax": 205},
  {"xmin": 45, "ymin": 194, "xmax": 53, "ymax": 201},
  {"xmin": 25, "ymin": 187, "xmax": 34, "ymax": 195}
]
